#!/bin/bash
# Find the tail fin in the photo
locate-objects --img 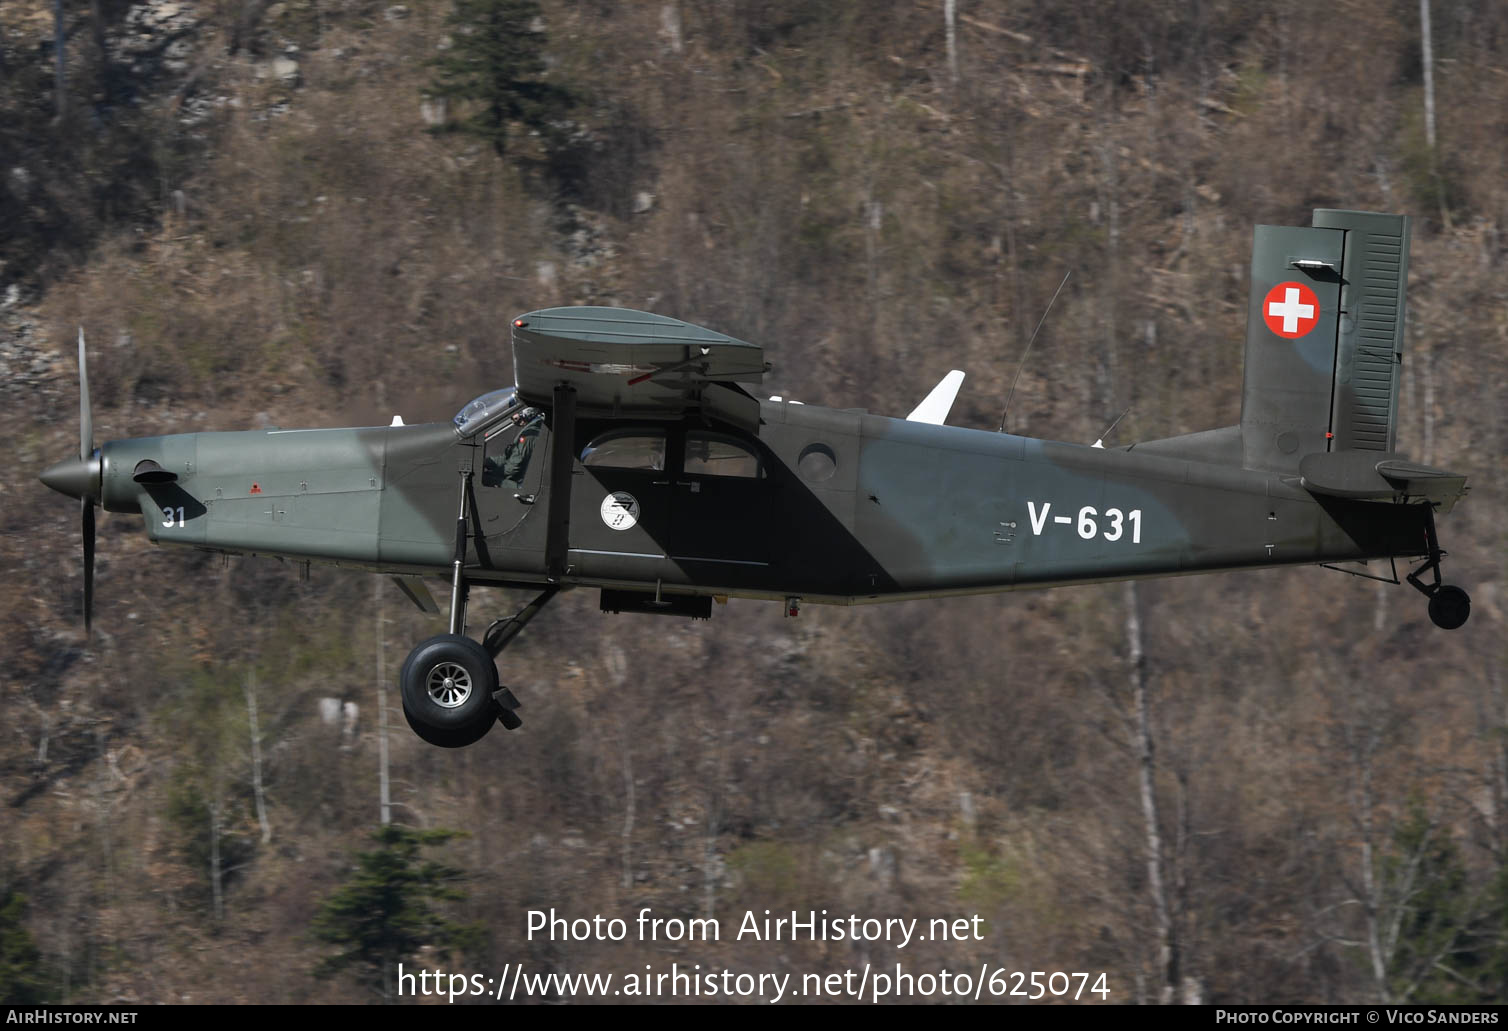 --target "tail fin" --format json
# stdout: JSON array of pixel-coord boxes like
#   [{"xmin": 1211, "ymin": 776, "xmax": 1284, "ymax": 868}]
[
  {"xmin": 1127, "ymin": 209, "xmax": 1465, "ymax": 511},
  {"xmin": 1240, "ymin": 209, "xmax": 1410, "ymax": 472}
]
